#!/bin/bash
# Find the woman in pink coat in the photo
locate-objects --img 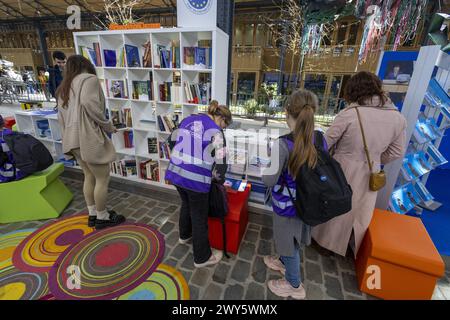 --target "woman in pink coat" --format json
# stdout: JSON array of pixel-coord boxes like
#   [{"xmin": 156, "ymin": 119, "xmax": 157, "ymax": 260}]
[{"xmin": 312, "ymin": 72, "xmax": 407, "ymax": 258}]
